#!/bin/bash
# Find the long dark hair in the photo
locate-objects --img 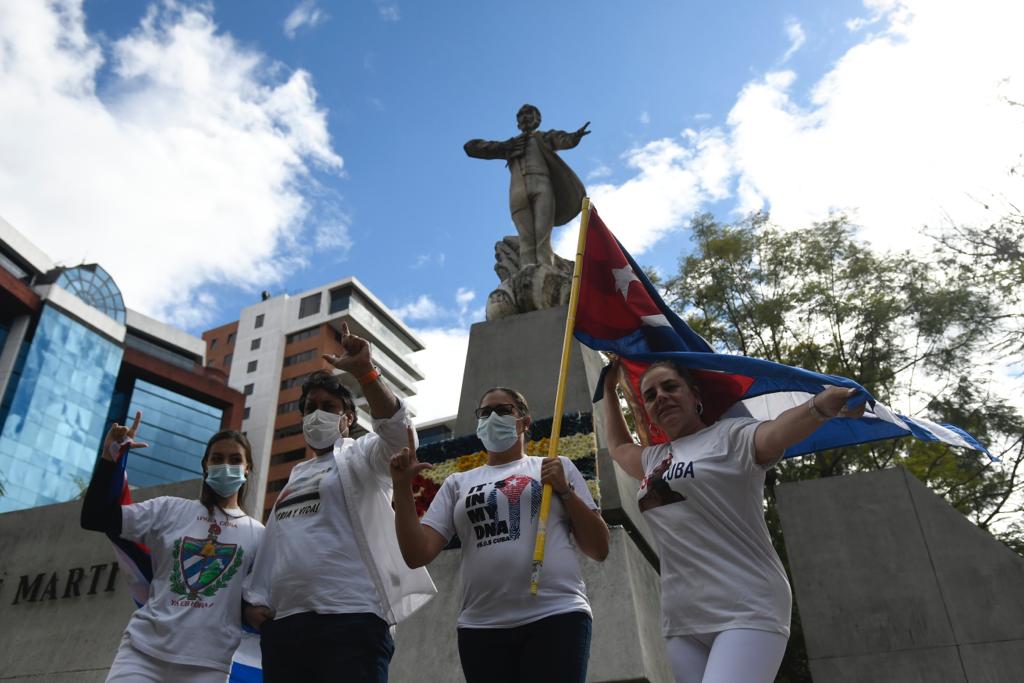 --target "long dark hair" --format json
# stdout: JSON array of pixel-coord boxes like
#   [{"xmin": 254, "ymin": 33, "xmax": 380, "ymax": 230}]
[{"xmin": 199, "ymin": 430, "xmax": 254, "ymax": 515}]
